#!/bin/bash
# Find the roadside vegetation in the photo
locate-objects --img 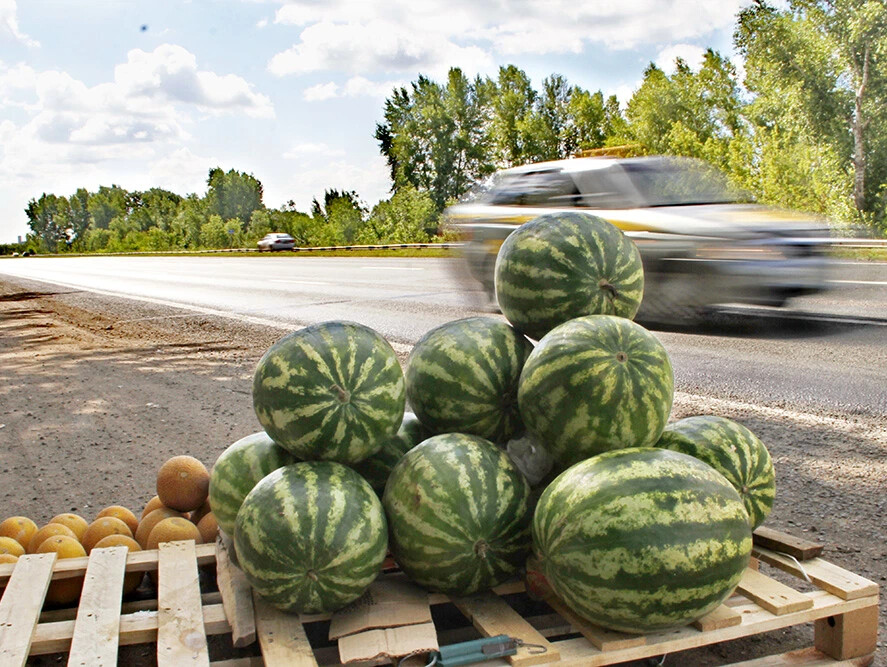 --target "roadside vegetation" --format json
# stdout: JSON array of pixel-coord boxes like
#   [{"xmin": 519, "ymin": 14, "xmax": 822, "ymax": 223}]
[{"xmin": 11, "ymin": 0, "xmax": 886, "ymax": 256}]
